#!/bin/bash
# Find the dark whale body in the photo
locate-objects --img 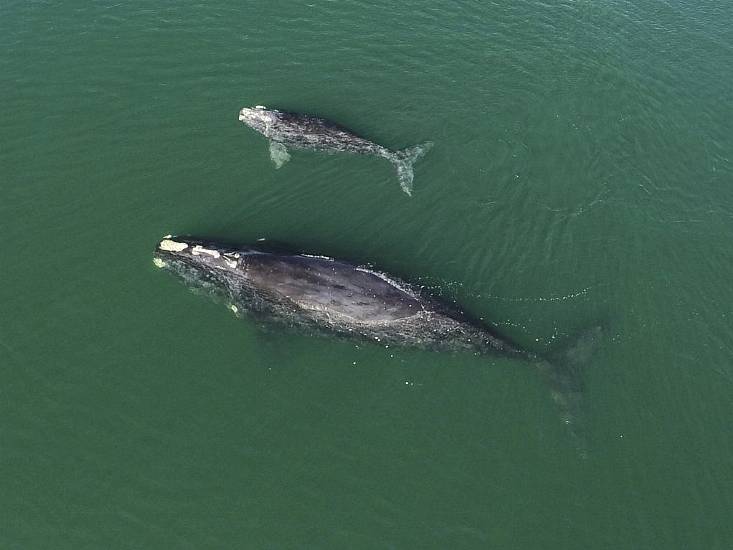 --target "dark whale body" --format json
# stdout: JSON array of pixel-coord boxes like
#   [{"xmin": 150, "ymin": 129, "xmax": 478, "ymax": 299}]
[
  {"xmin": 154, "ymin": 236, "xmax": 528, "ymax": 358},
  {"xmin": 238, "ymin": 105, "xmax": 432, "ymax": 196},
  {"xmin": 153, "ymin": 236, "xmax": 598, "ymax": 446}
]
